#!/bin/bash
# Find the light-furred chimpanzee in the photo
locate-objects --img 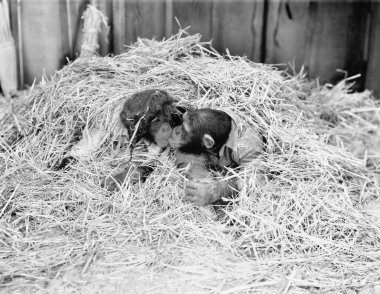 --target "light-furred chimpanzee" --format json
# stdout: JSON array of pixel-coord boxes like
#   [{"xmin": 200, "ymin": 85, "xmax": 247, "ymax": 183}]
[
  {"xmin": 169, "ymin": 108, "xmax": 264, "ymax": 206},
  {"xmin": 102, "ymin": 89, "xmax": 182, "ymax": 190}
]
